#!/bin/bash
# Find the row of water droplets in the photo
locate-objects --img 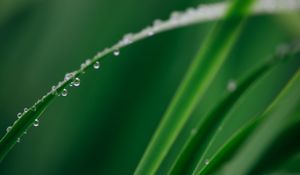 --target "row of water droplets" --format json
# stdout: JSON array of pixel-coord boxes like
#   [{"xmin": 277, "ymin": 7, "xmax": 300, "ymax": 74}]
[
  {"xmin": 26, "ymin": 0, "xmax": 300, "ymax": 105},
  {"xmin": 5, "ymin": 0, "xmax": 299, "ymax": 144}
]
